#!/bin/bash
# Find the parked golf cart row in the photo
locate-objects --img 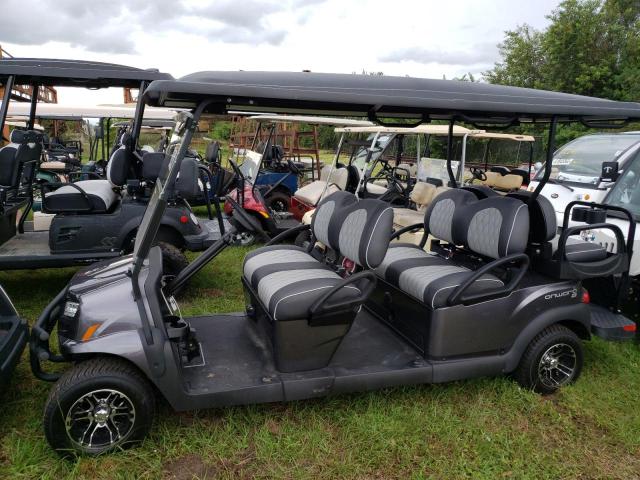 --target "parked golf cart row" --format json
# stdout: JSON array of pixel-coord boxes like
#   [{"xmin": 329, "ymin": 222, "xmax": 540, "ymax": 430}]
[
  {"xmin": 4, "ymin": 68, "xmax": 632, "ymax": 457},
  {"xmin": 0, "ymin": 59, "xmax": 224, "ymax": 274}
]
